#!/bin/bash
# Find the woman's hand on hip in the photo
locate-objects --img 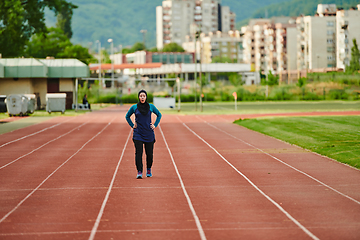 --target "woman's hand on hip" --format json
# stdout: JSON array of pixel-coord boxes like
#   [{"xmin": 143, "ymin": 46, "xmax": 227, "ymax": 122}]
[
  {"xmin": 150, "ymin": 123, "xmax": 155, "ymax": 130},
  {"xmin": 133, "ymin": 122, "xmax": 137, "ymax": 129}
]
